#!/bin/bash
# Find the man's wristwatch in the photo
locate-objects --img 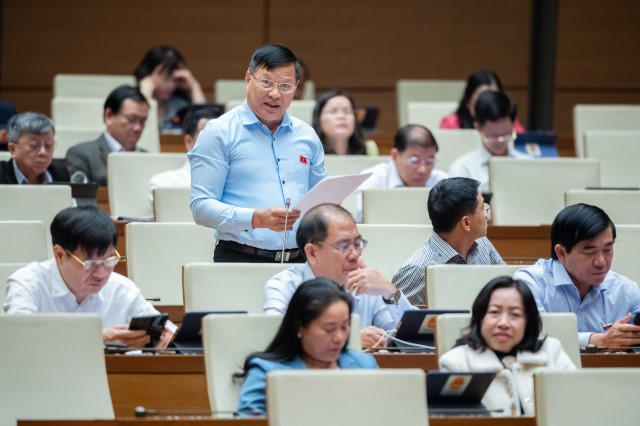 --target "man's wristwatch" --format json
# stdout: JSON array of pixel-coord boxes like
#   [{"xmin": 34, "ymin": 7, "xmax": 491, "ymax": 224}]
[{"xmin": 383, "ymin": 288, "xmax": 401, "ymax": 305}]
